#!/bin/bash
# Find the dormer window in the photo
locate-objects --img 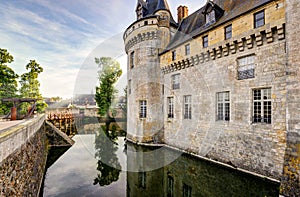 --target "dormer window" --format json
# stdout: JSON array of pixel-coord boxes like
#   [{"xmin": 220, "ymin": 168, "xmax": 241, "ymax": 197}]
[
  {"xmin": 203, "ymin": 1, "xmax": 224, "ymax": 26},
  {"xmin": 206, "ymin": 9, "xmax": 216, "ymax": 25}
]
